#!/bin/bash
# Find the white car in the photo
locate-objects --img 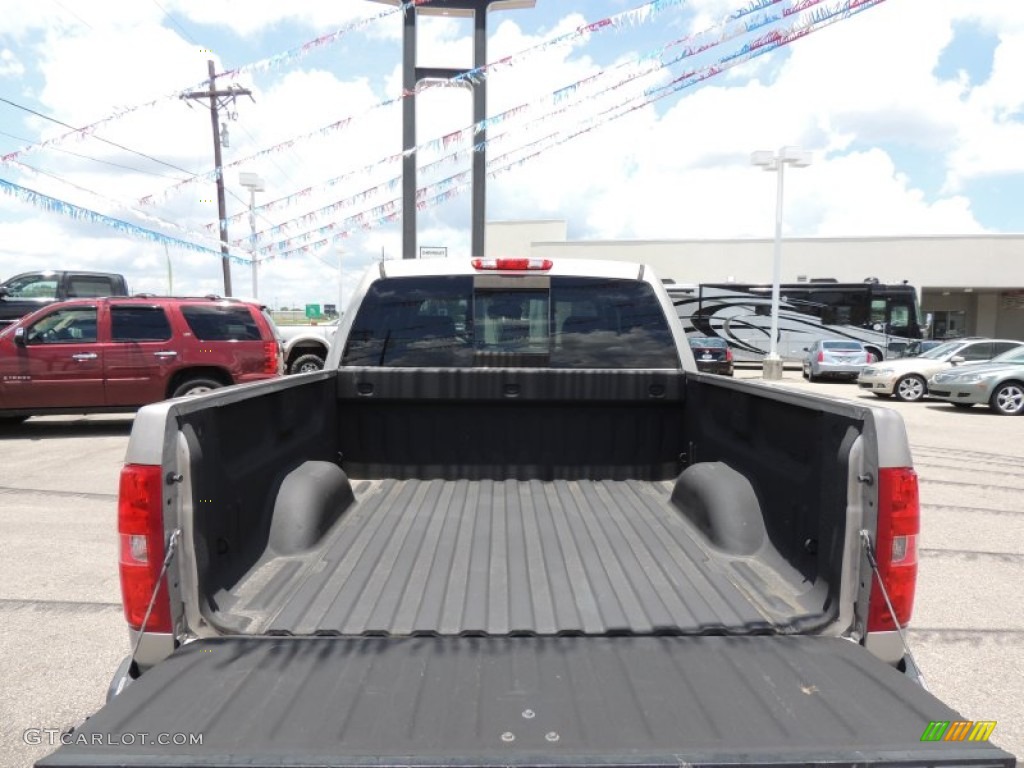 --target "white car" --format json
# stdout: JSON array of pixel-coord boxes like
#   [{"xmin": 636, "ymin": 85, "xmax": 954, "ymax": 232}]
[
  {"xmin": 278, "ymin": 320, "xmax": 339, "ymax": 374},
  {"xmin": 857, "ymin": 337, "xmax": 1024, "ymax": 401}
]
